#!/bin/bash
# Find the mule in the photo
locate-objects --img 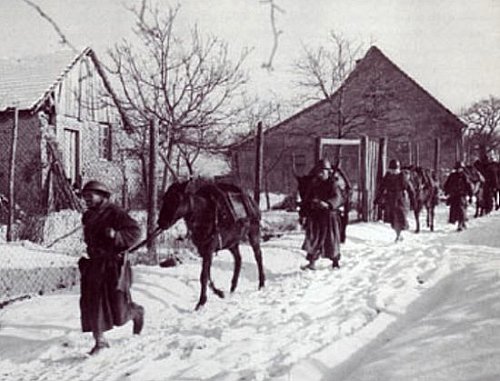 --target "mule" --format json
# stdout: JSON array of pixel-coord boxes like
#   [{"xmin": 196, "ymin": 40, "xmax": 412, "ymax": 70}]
[
  {"xmin": 464, "ymin": 164, "xmax": 486, "ymax": 218},
  {"xmin": 403, "ymin": 166, "xmax": 440, "ymax": 232},
  {"xmin": 157, "ymin": 179, "xmax": 265, "ymax": 310},
  {"xmin": 474, "ymin": 160, "xmax": 500, "ymax": 214}
]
